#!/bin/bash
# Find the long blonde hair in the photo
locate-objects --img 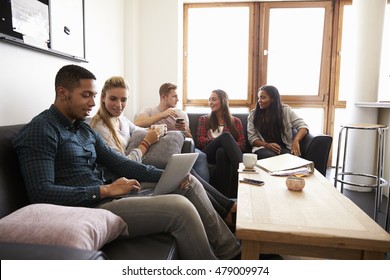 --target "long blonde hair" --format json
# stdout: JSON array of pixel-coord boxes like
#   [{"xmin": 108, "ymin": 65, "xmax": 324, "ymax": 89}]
[{"xmin": 90, "ymin": 76, "xmax": 129, "ymax": 153}]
